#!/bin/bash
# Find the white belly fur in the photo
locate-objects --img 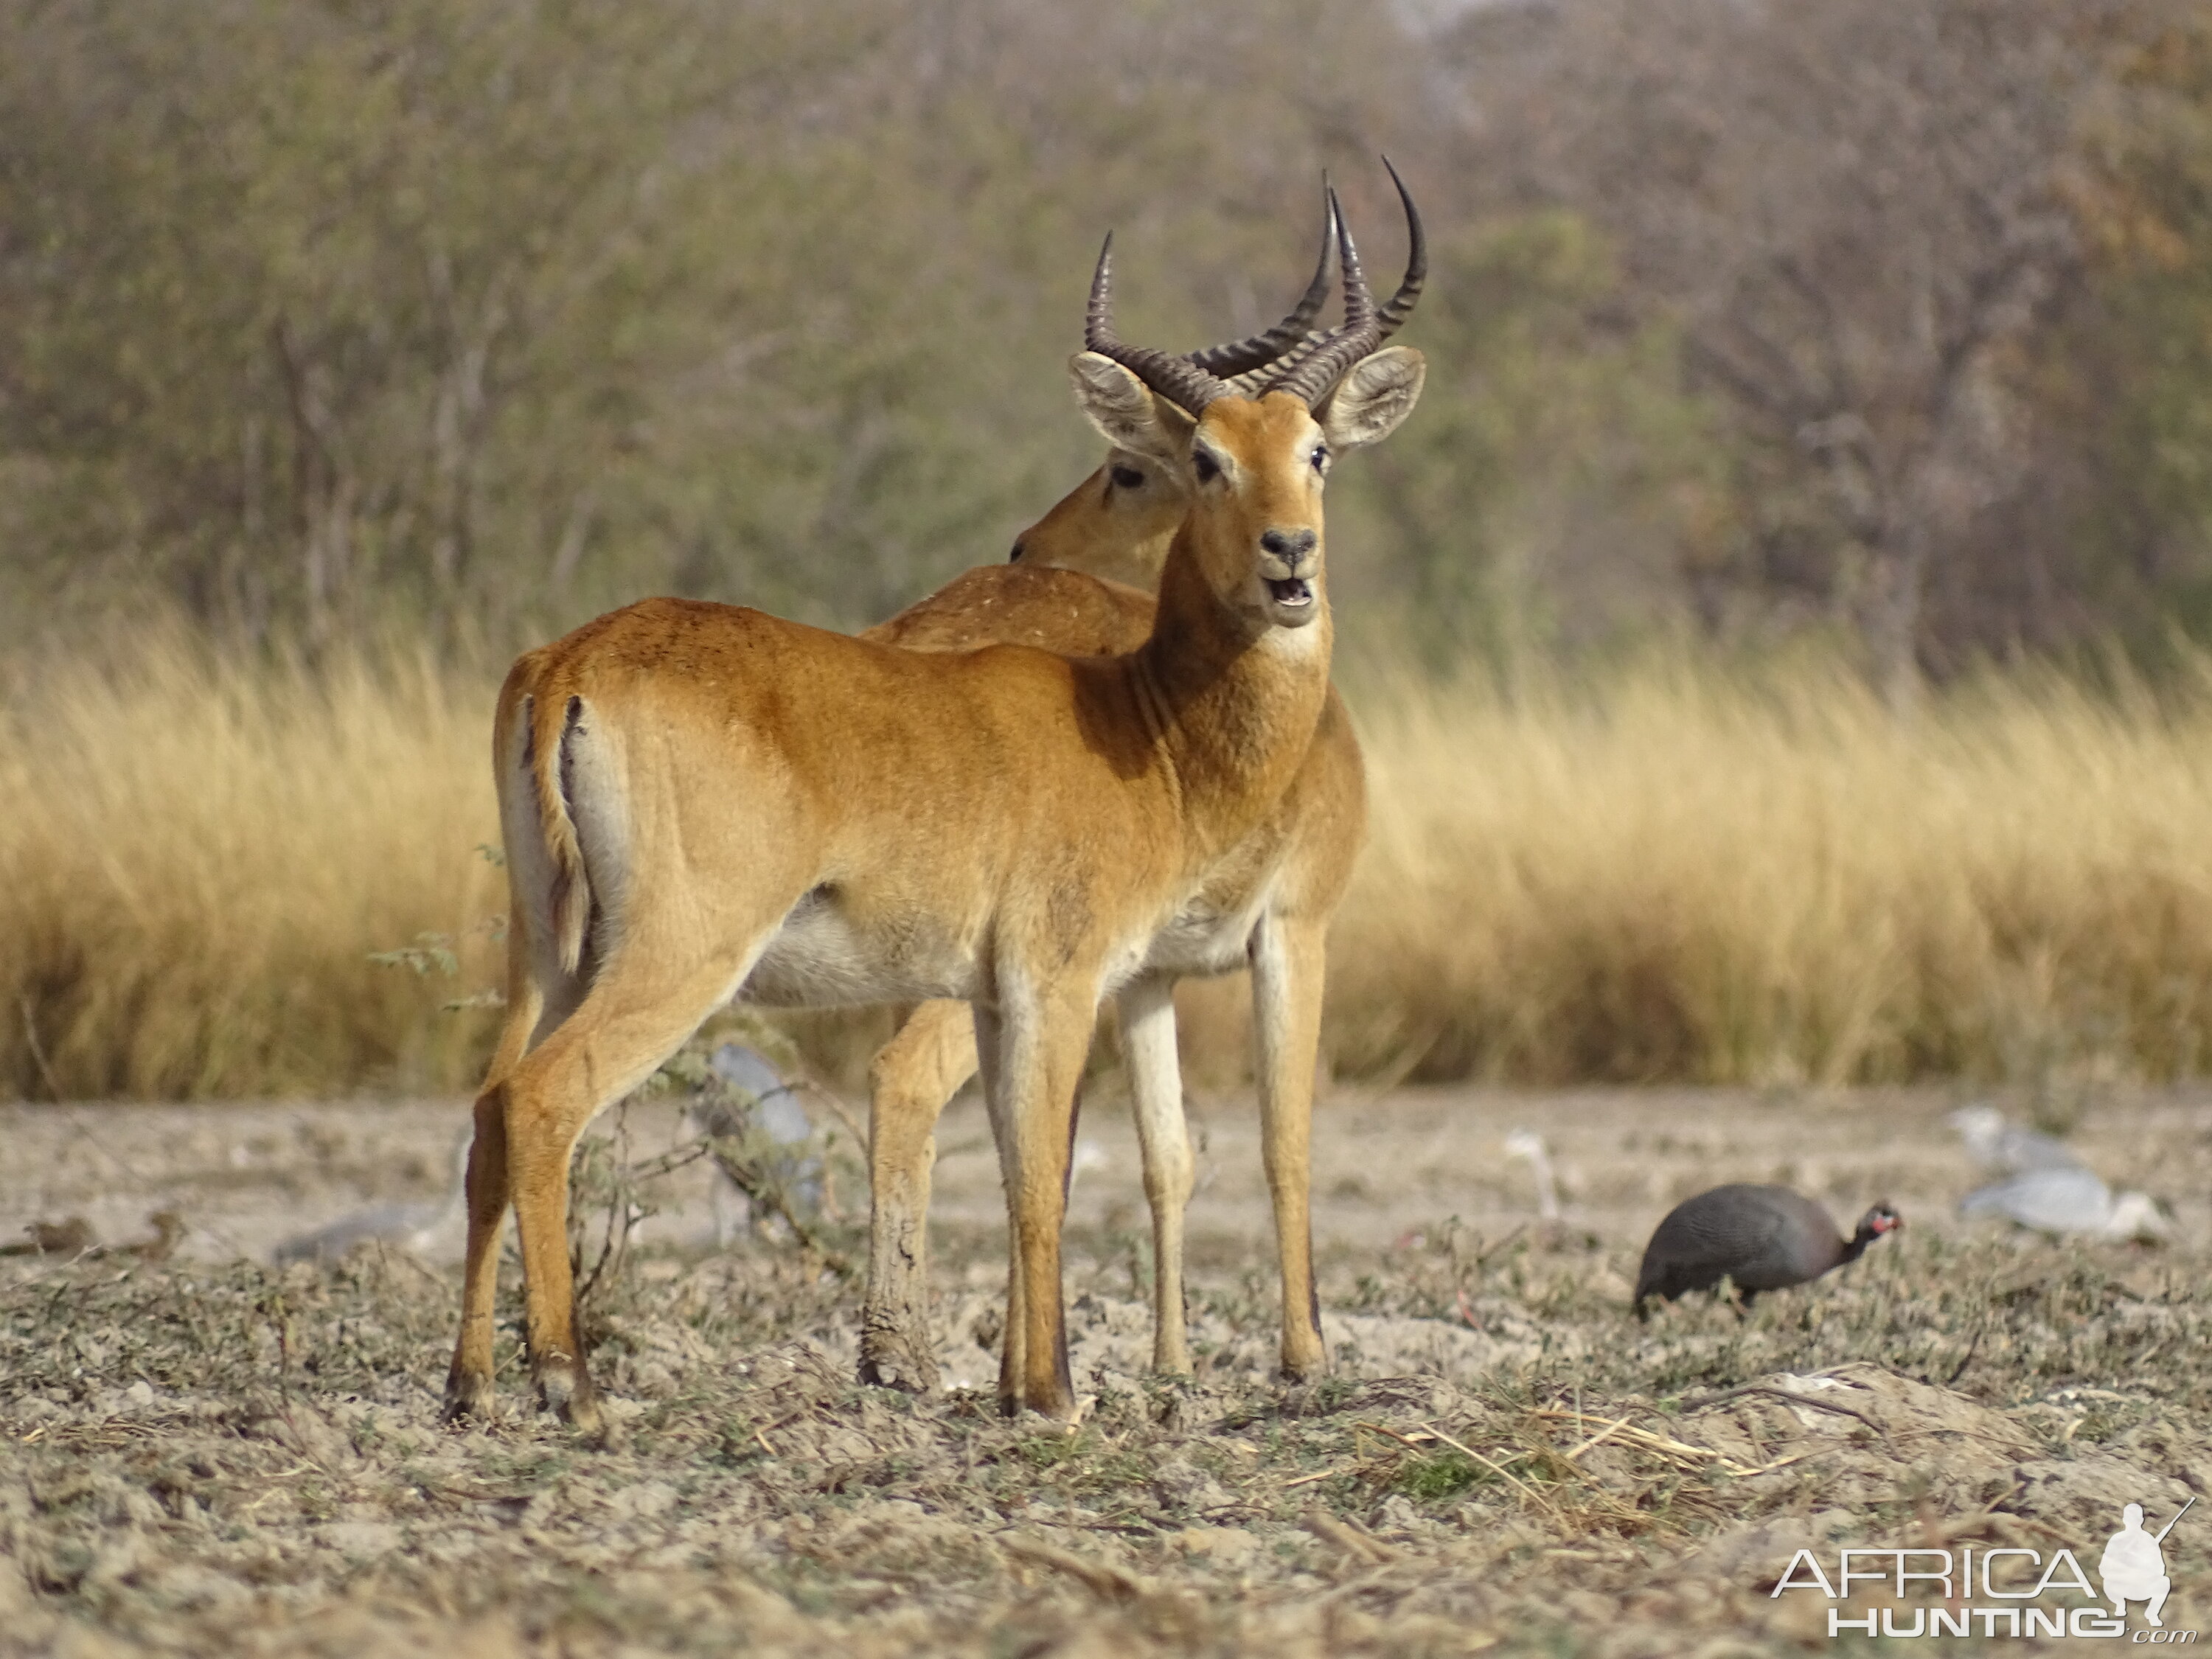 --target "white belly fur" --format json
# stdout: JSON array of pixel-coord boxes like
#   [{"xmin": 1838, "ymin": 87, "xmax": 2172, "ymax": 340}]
[
  {"xmin": 738, "ymin": 891, "xmax": 985, "ymax": 1009},
  {"xmin": 1139, "ymin": 883, "xmax": 1273, "ymax": 980},
  {"xmin": 735, "ymin": 875, "xmax": 1274, "ymax": 1011}
]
